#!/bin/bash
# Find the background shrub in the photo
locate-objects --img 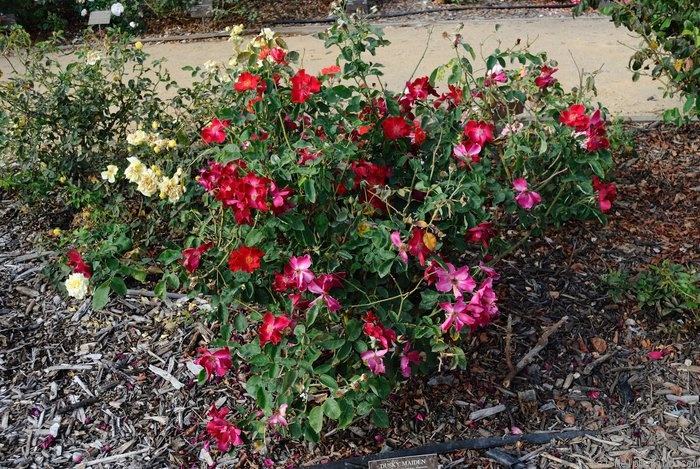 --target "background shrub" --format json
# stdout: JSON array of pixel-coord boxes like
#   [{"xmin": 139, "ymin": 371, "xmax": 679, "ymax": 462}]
[{"xmin": 575, "ymin": 0, "xmax": 700, "ymax": 123}]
